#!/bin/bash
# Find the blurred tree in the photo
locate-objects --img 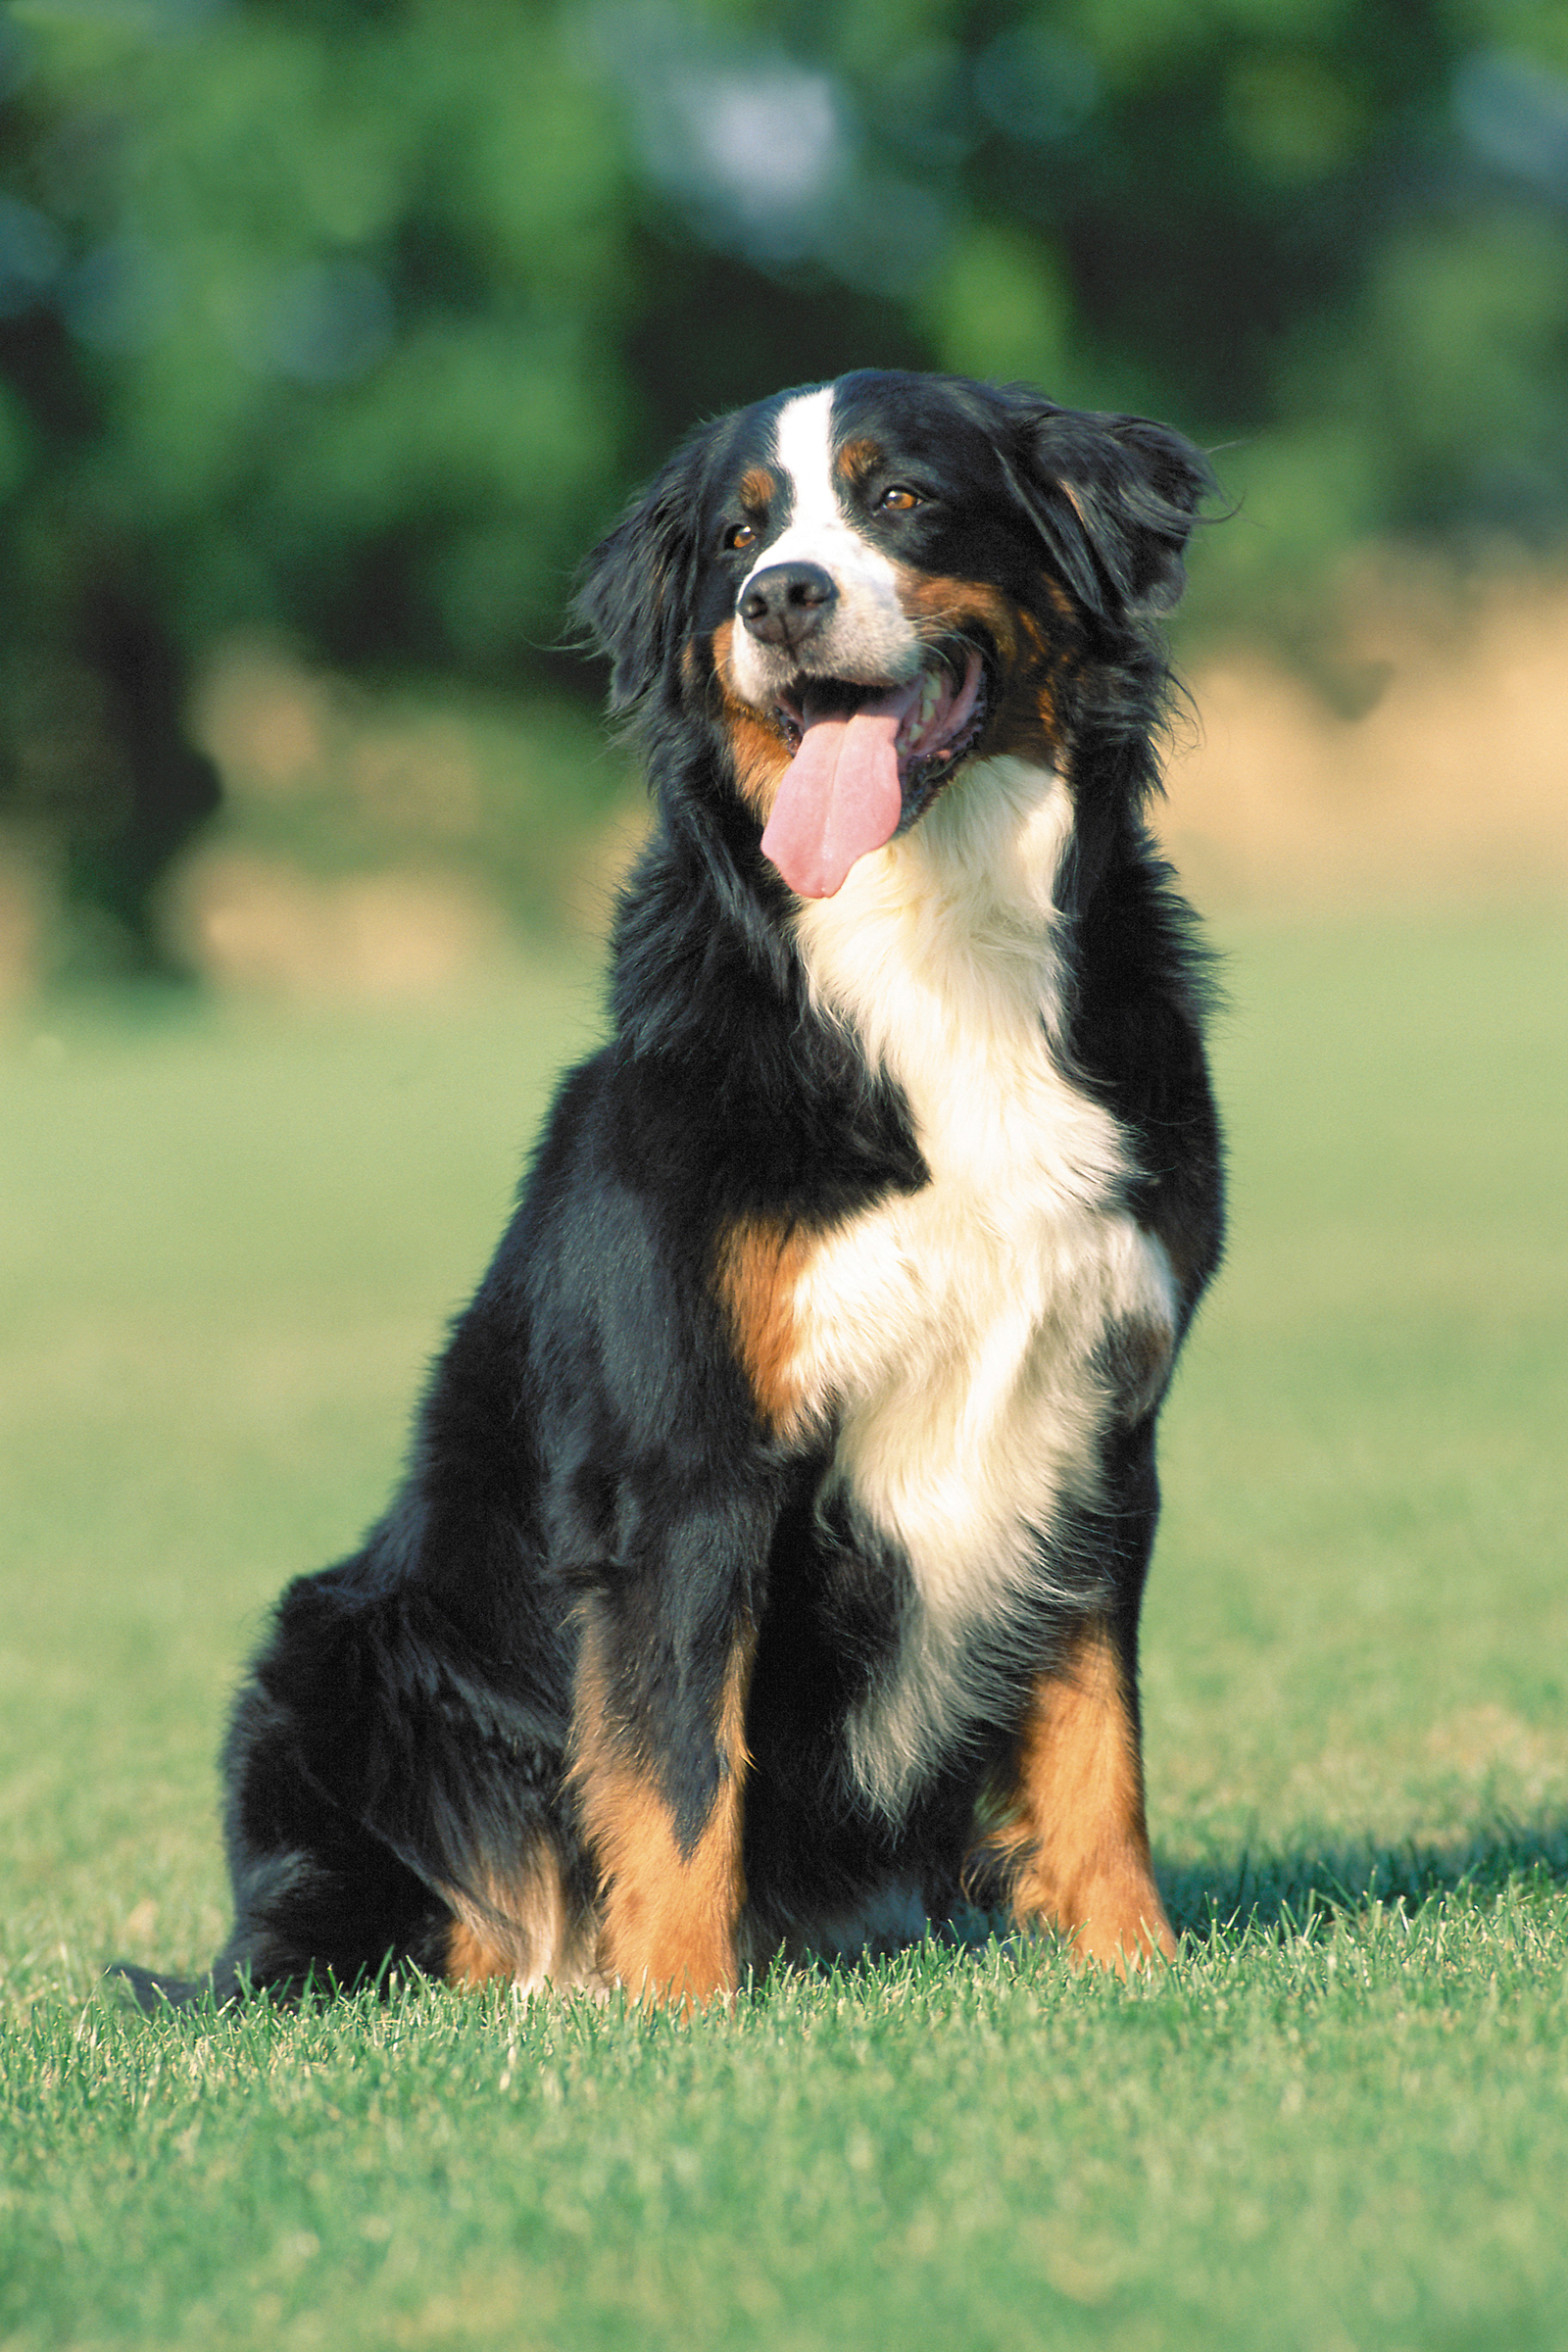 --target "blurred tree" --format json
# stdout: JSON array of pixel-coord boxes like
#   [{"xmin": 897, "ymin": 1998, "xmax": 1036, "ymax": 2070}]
[
  {"xmin": 2, "ymin": 0, "xmax": 1565, "ymax": 974},
  {"xmin": 1, "ymin": 0, "xmax": 644, "ymax": 973}
]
